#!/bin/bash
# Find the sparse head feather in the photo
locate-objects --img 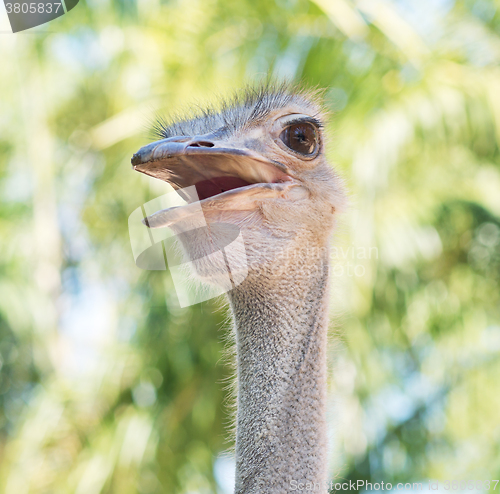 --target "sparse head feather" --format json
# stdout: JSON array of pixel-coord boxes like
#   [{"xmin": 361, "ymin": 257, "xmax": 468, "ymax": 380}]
[{"xmin": 151, "ymin": 81, "xmax": 324, "ymax": 141}]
